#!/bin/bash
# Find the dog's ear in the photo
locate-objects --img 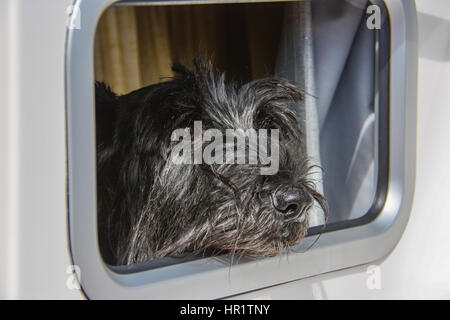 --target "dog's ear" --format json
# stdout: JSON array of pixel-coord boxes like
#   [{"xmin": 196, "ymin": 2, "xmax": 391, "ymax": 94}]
[
  {"xmin": 172, "ymin": 57, "xmax": 217, "ymax": 88},
  {"xmin": 172, "ymin": 61, "xmax": 192, "ymax": 77},
  {"xmin": 171, "ymin": 58, "xmax": 213, "ymax": 96}
]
